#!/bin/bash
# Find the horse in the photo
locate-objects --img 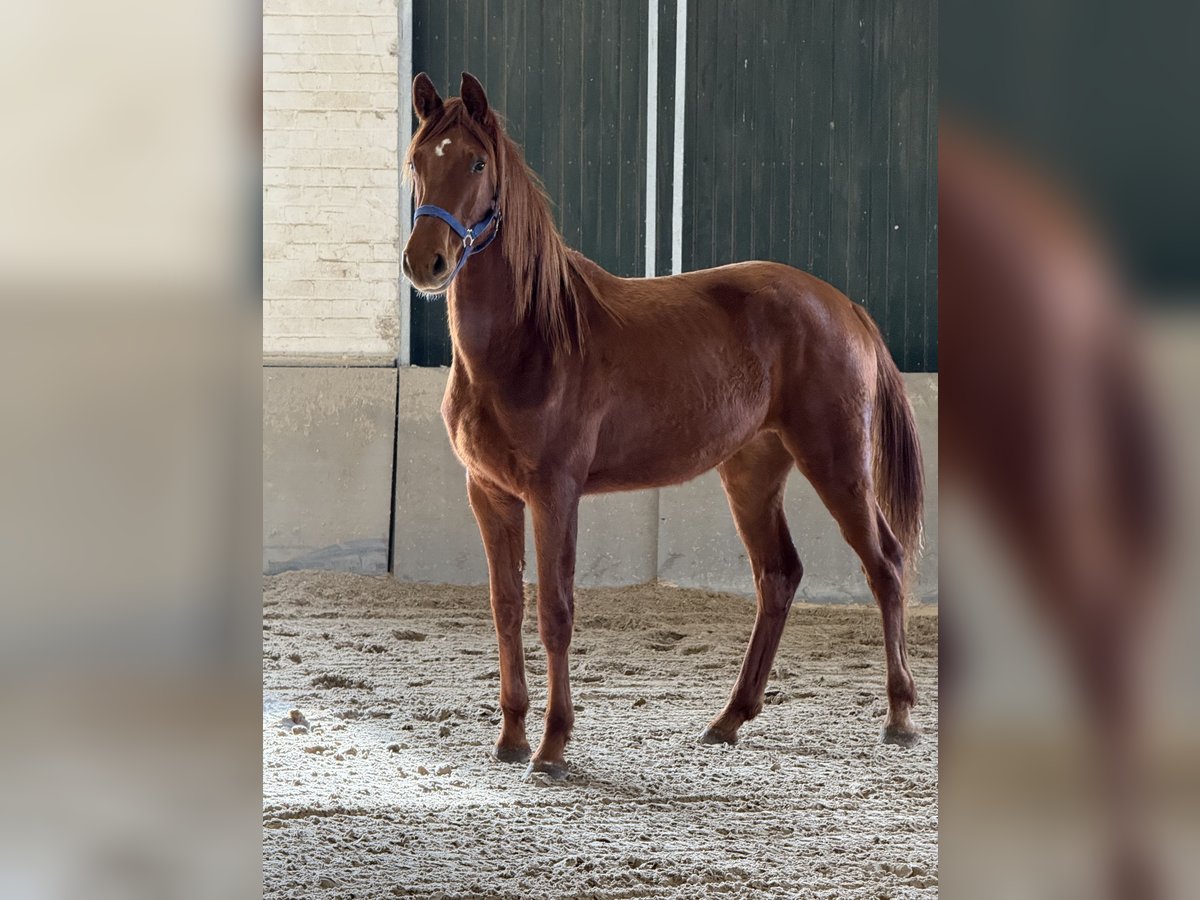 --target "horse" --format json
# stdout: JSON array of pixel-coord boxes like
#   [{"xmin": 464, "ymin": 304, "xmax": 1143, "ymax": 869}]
[{"xmin": 402, "ymin": 72, "xmax": 925, "ymax": 780}]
